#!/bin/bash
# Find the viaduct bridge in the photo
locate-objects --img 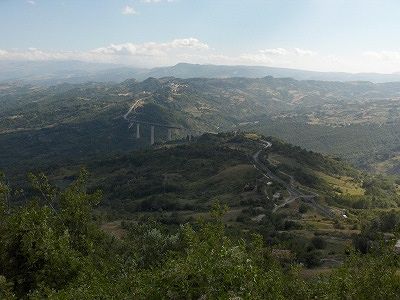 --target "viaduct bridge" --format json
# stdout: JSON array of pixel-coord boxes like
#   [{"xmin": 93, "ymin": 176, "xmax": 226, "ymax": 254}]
[
  {"xmin": 128, "ymin": 119, "xmax": 193, "ymax": 145},
  {"xmin": 123, "ymin": 97, "xmax": 195, "ymax": 145}
]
